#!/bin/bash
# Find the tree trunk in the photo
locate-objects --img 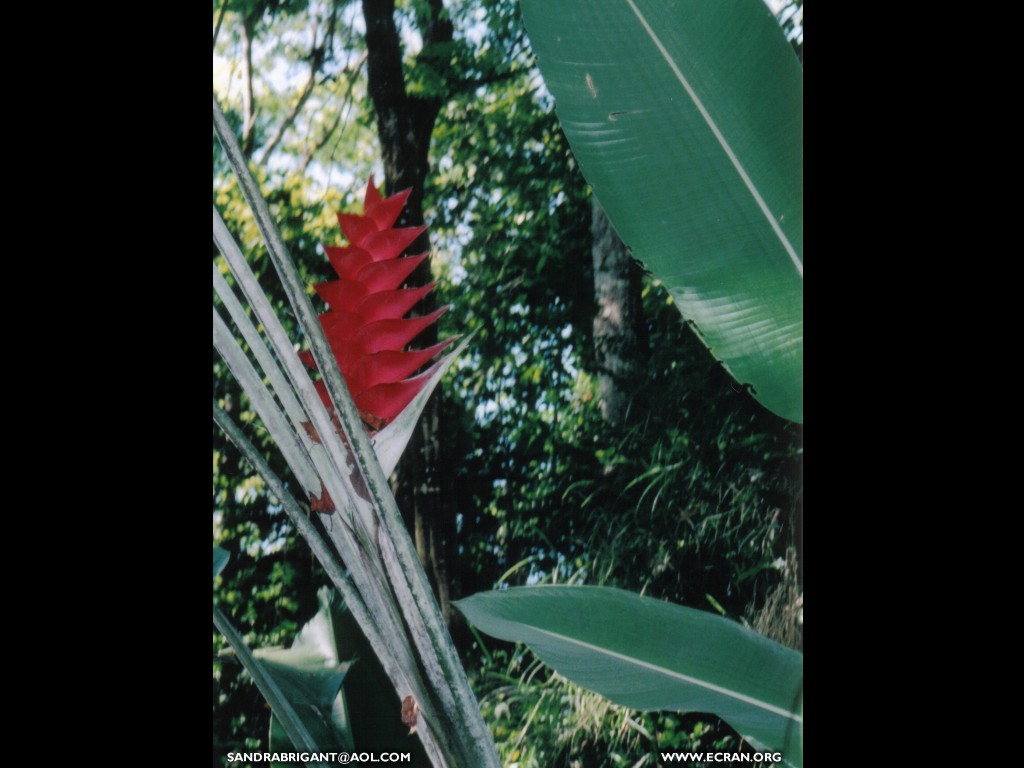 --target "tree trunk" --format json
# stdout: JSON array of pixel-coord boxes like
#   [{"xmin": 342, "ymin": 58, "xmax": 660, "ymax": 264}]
[
  {"xmin": 591, "ymin": 198, "xmax": 648, "ymax": 427},
  {"xmin": 362, "ymin": 0, "xmax": 456, "ymax": 624}
]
